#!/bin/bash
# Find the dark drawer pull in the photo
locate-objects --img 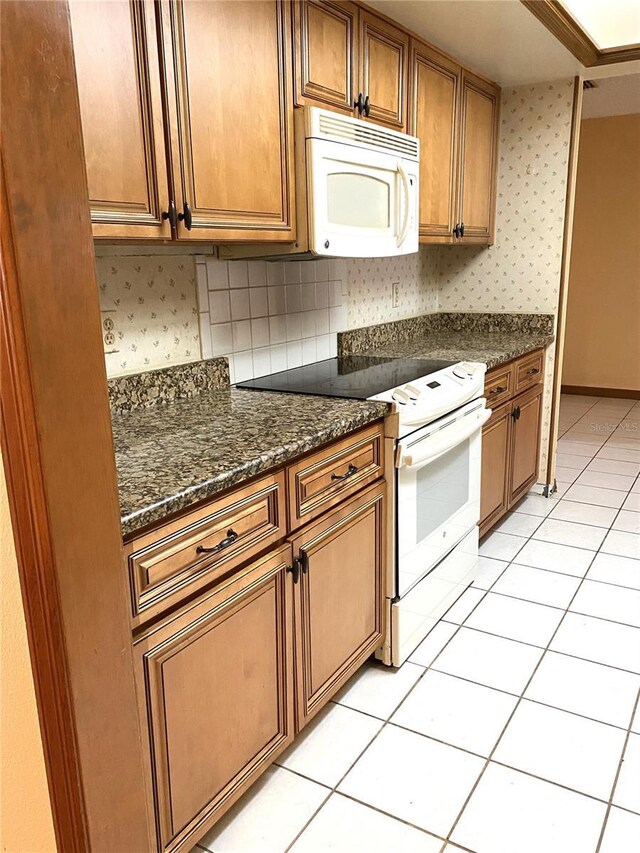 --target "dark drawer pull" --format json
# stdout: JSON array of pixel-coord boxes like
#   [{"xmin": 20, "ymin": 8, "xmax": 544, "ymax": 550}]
[
  {"xmin": 526, "ymin": 367, "xmax": 539, "ymax": 376},
  {"xmin": 489, "ymin": 385, "xmax": 506, "ymax": 396},
  {"xmin": 331, "ymin": 463, "xmax": 358, "ymax": 482},
  {"xmin": 196, "ymin": 528, "xmax": 238, "ymax": 555}
]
